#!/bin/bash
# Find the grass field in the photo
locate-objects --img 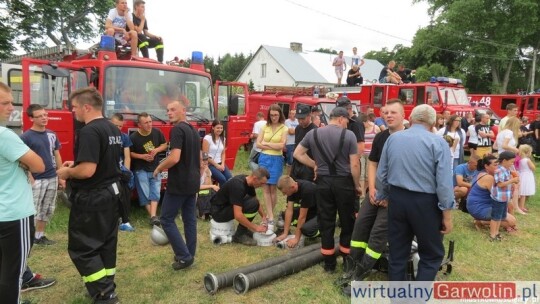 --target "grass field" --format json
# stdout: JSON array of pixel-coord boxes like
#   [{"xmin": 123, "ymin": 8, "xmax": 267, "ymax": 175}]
[{"xmin": 22, "ymin": 150, "xmax": 540, "ymax": 304}]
